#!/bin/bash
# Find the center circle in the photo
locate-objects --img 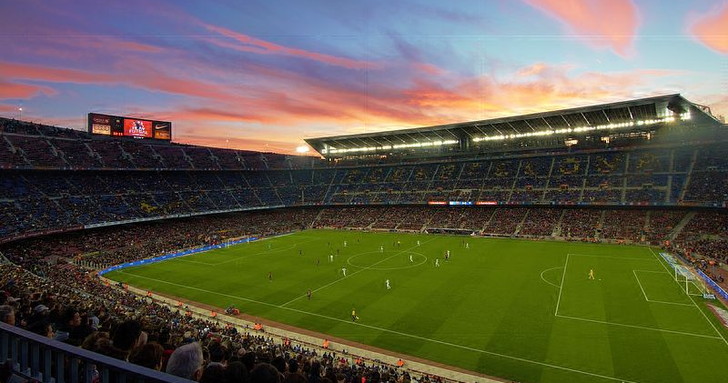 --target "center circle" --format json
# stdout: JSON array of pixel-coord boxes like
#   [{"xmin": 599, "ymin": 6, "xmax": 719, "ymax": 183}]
[{"xmin": 346, "ymin": 251, "xmax": 428, "ymax": 270}]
